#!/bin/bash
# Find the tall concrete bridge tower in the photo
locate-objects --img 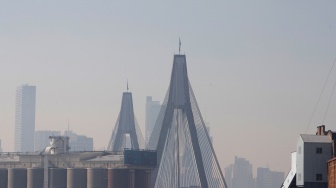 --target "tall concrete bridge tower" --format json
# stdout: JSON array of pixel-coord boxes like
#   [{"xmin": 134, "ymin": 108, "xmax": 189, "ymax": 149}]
[
  {"xmin": 147, "ymin": 54, "xmax": 227, "ymax": 188},
  {"xmin": 107, "ymin": 91, "xmax": 144, "ymax": 151}
]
